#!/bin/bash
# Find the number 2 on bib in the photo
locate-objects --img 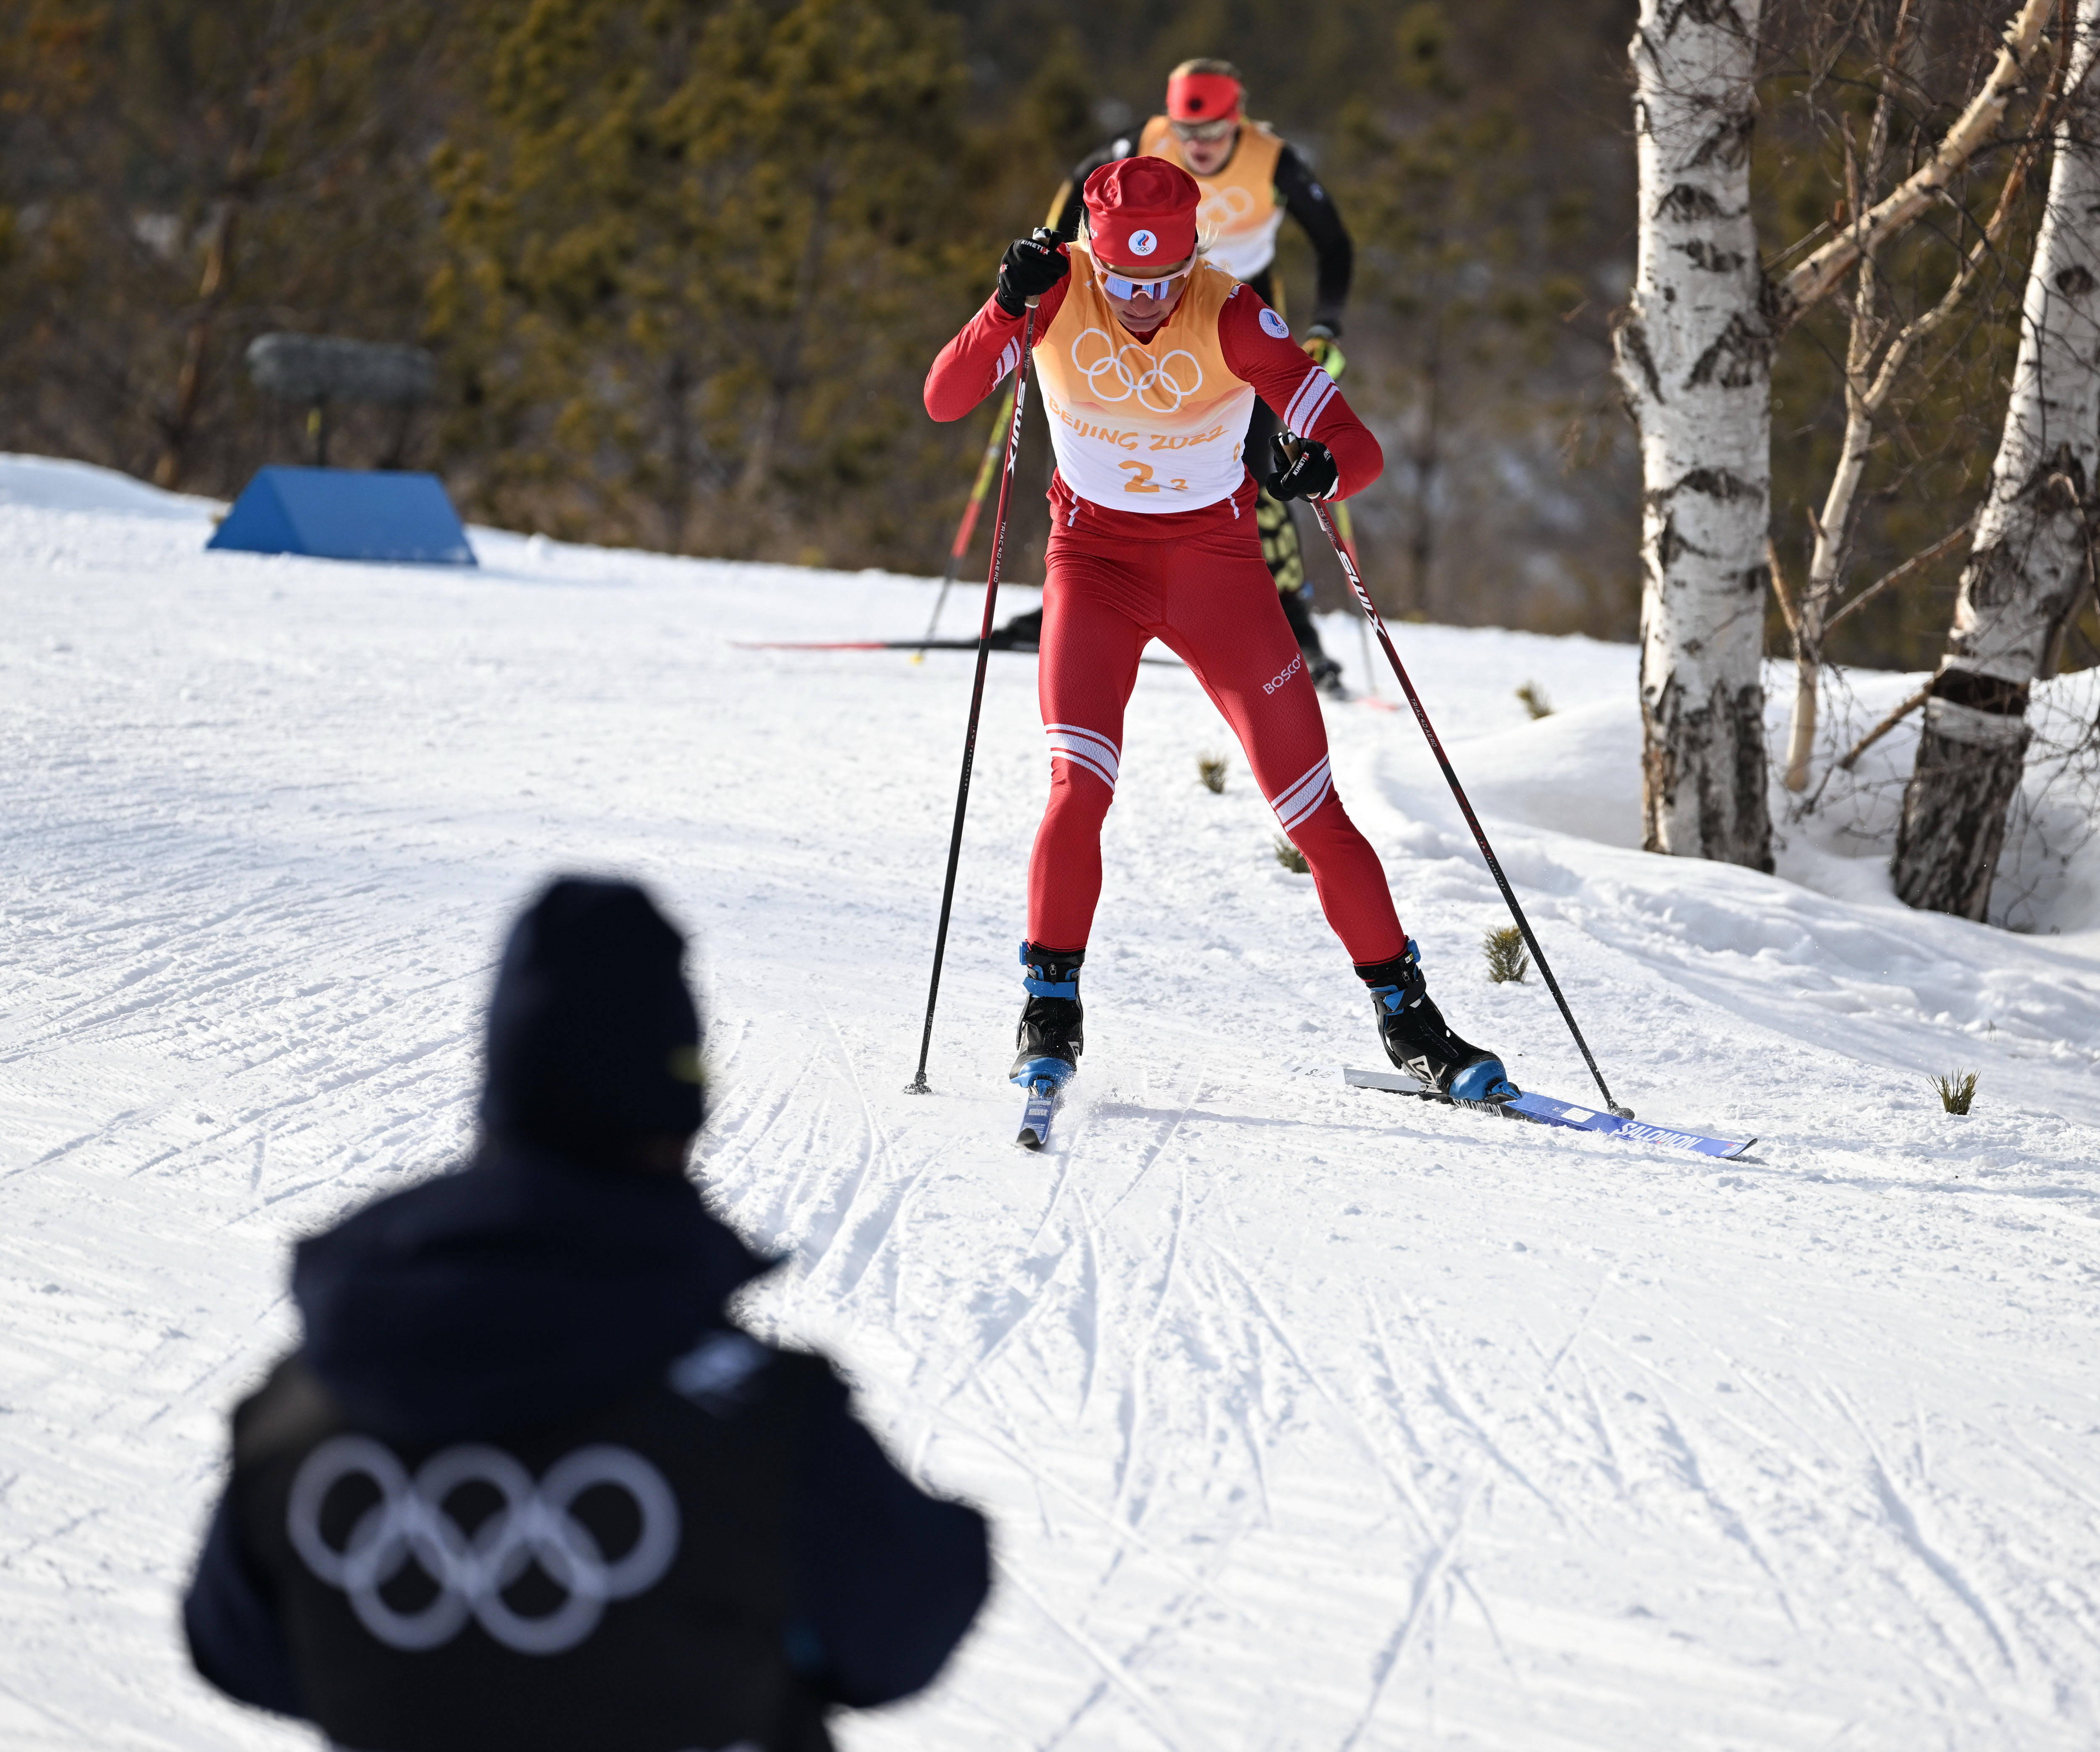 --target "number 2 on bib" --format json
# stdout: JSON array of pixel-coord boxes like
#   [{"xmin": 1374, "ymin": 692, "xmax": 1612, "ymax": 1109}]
[{"xmin": 1119, "ymin": 462, "xmax": 1189, "ymax": 494}]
